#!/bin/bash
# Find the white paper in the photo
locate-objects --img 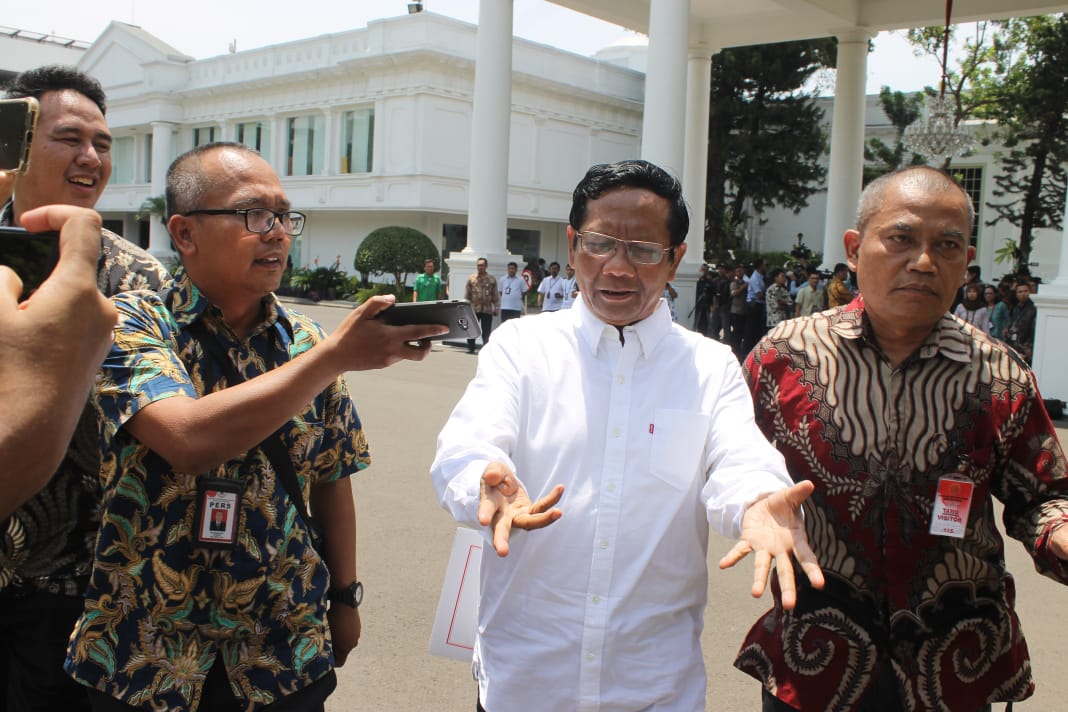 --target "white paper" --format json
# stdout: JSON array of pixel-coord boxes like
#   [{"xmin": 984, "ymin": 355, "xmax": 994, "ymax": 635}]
[{"xmin": 428, "ymin": 526, "xmax": 483, "ymax": 660}]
